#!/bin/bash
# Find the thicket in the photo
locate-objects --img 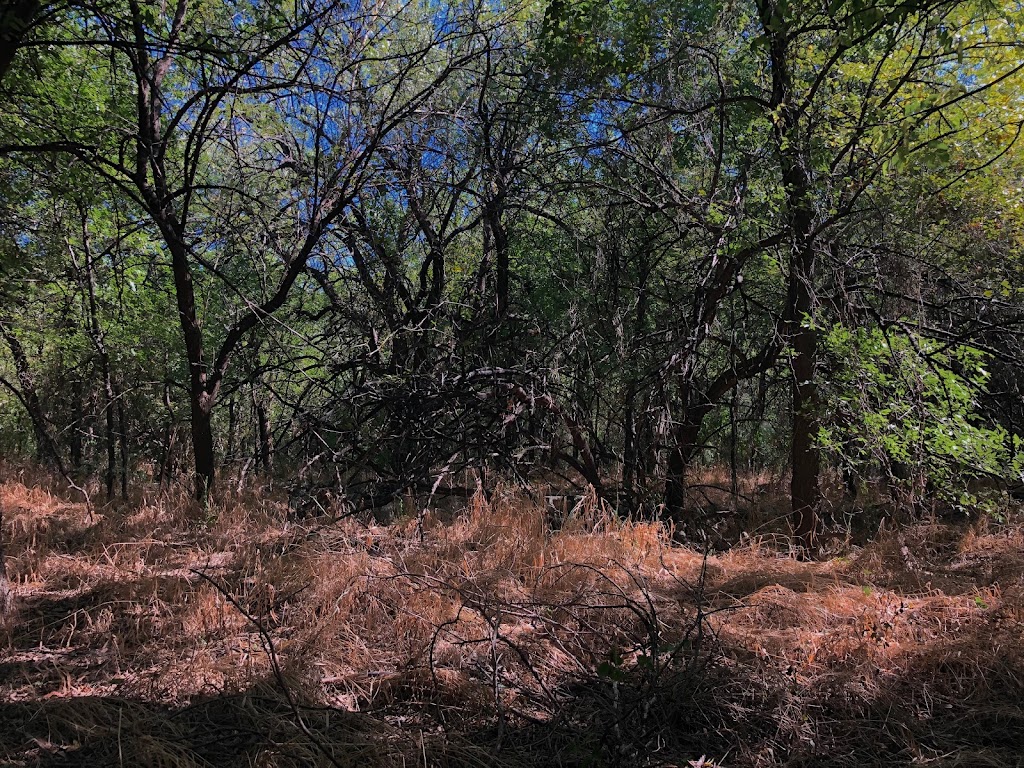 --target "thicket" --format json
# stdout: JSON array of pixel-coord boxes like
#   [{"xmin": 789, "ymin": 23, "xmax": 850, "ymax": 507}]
[{"xmin": 2, "ymin": 0, "xmax": 1024, "ymax": 548}]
